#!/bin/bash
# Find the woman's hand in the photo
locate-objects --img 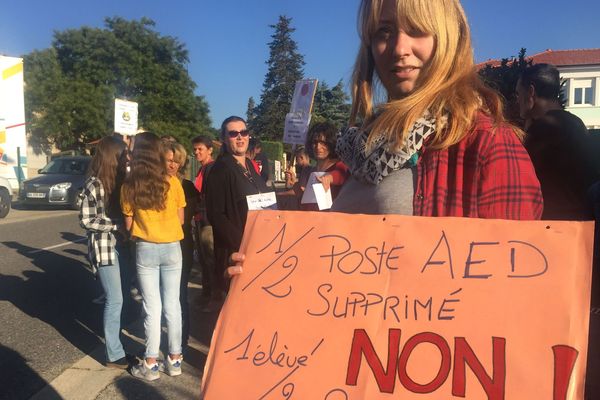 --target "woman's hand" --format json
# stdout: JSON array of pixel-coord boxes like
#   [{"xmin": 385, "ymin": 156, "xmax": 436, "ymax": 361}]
[
  {"xmin": 317, "ymin": 173, "xmax": 333, "ymax": 192},
  {"xmin": 284, "ymin": 168, "xmax": 297, "ymax": 187},
  {"xmin": 225, "ymin": 252, "xmax": 245, "ymax": 278}
]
